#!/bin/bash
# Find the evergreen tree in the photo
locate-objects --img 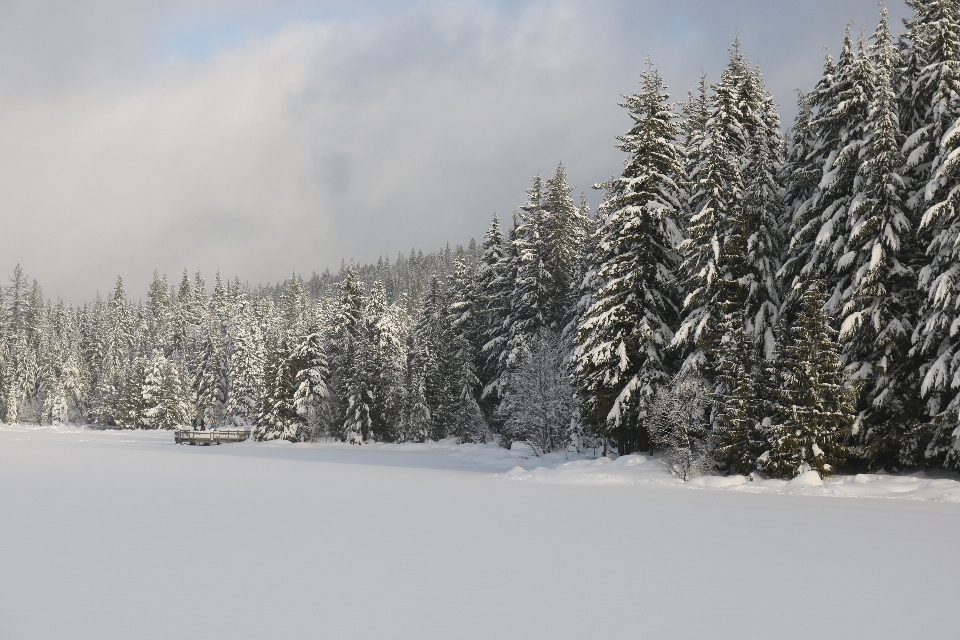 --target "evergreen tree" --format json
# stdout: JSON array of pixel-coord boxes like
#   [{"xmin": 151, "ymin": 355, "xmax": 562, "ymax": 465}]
[
  {"xmin": 446, "ymin": 255, "xmax": 487, "ymax": 443},
  {"xmin": 331, "ymin": 269, "xmax": 366, "ymax": 443},
  {"xmin": 541, "ymin": 163, "xmax": 590, "ymax": 327},
  {"xmin": 410, "ymin": 277, "xmax": 457, "ymax": 440},
  {"xmin": 673, "ymin": 45, "xmax": 746, "ymax": 377},
  {"xmin": 226, "ymin": 295, "xmax": 265, "ymax": 426},
  {"xmin": 255, "ymin": 330, "xmax": 307, "ymax": 441},
  {"xmin": 194, "ymin": 332, "xmax": 228, "ymax": 426},
  {"xmin": 840, "ymin": 9, "xmax": 923, "ymax": 467},
  {"xmin": 366, "ymin": 281, "xmax": 409, "ymax": 441},
  {"xmin": 735, "ymin": 86, "xmax": 785, "ymax": 356},
  {"xmin": 504, "ymin": 182, "xmax": 552, "ymax": 372},
  {"xmin": 145, "ymin": 271, "xmax": 172, "ymax": 354},
  {"xmin": 574, "ymin": 62, "xmax": 684, "ymax": 455},
  {"xmin": 475, "ymin": 213, "xmax": 513, "ymax": 404},
  {"xmin": 401, "ymin": 357, "xmax": 432, "ymax": 442},
  {"xmin": 139, "ymin": 355, "xmax": 192, "ymax": 430},
  {"xmin": 910, "ymin": 0, "xmax": 960, "ymax": 468},
  {"xmin": 762, "ymin": 282, "xmax": 855, "ymax": 478},
  {"xmin": 291, "ymin": 325, "xmax": 330, "ymax": 436},
  {"xmin": 712, "ymin": 313, "xmax": 766, "ymax": 474},
  {"xmin": 115, "ymin": 357, "xmax": 146, "ymax": 430},
  {"xmin": 782, "ymin": 27, "xmax": 873, "ymax": 311},
  {"xmin": 3, "ymin": 266, "xmax": 33, "ymax": 423},
  {"xmin": 900, "ymin": 0, "xmax": 960, "ymax": 210}
]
